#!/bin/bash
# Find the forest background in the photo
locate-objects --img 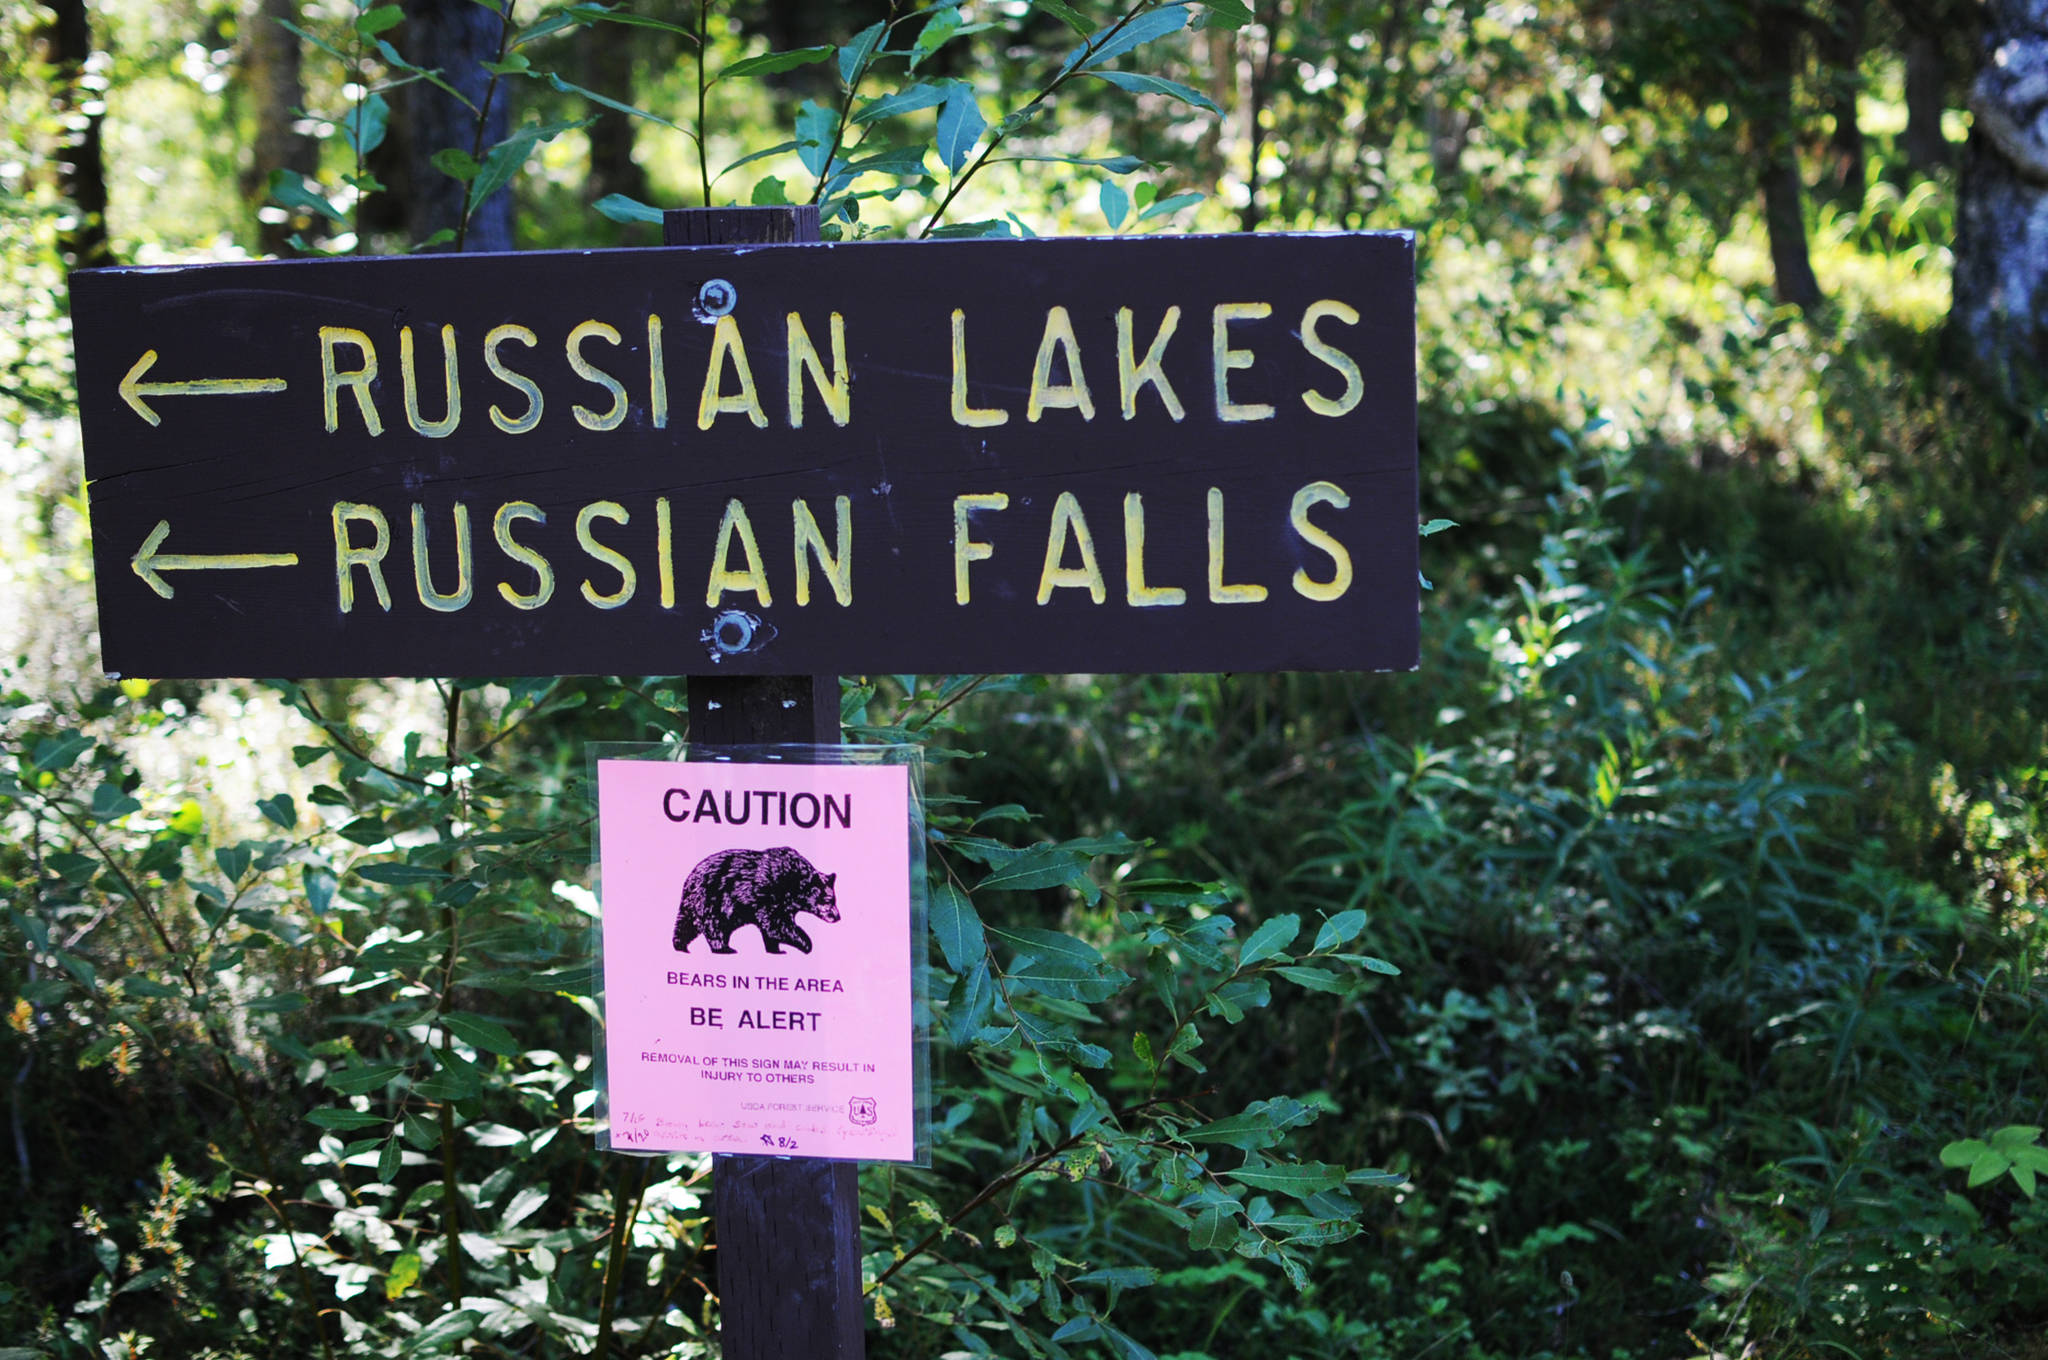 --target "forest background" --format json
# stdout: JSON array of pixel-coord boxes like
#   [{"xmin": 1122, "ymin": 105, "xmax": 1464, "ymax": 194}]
[{"xmin": 3, "ymin": 1, "xmax": 2047, "ymax": 1358}]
